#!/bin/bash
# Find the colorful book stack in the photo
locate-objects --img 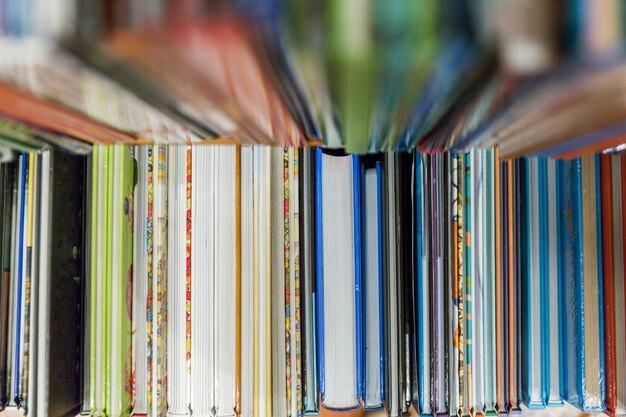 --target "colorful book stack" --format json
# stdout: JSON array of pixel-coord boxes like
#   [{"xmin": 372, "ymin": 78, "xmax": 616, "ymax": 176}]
[{"xmin": 83, "ymin": 146, "xmax": 626, "ymax": 417}]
